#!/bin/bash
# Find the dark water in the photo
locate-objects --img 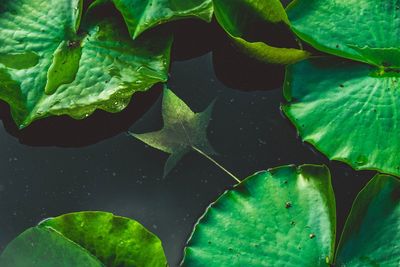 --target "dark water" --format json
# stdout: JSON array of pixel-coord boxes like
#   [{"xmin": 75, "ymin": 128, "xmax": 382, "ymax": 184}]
[{"xmin": 0, "ymin": 17, "xmax": 374, "ymax": 267}]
